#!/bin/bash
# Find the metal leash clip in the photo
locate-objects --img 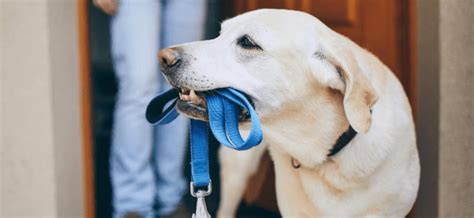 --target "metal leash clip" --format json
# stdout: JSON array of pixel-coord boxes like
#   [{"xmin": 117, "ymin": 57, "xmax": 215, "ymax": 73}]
[{"xmin": 190, "ymin": 181, "xmax": 212, "ymax": 218}]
